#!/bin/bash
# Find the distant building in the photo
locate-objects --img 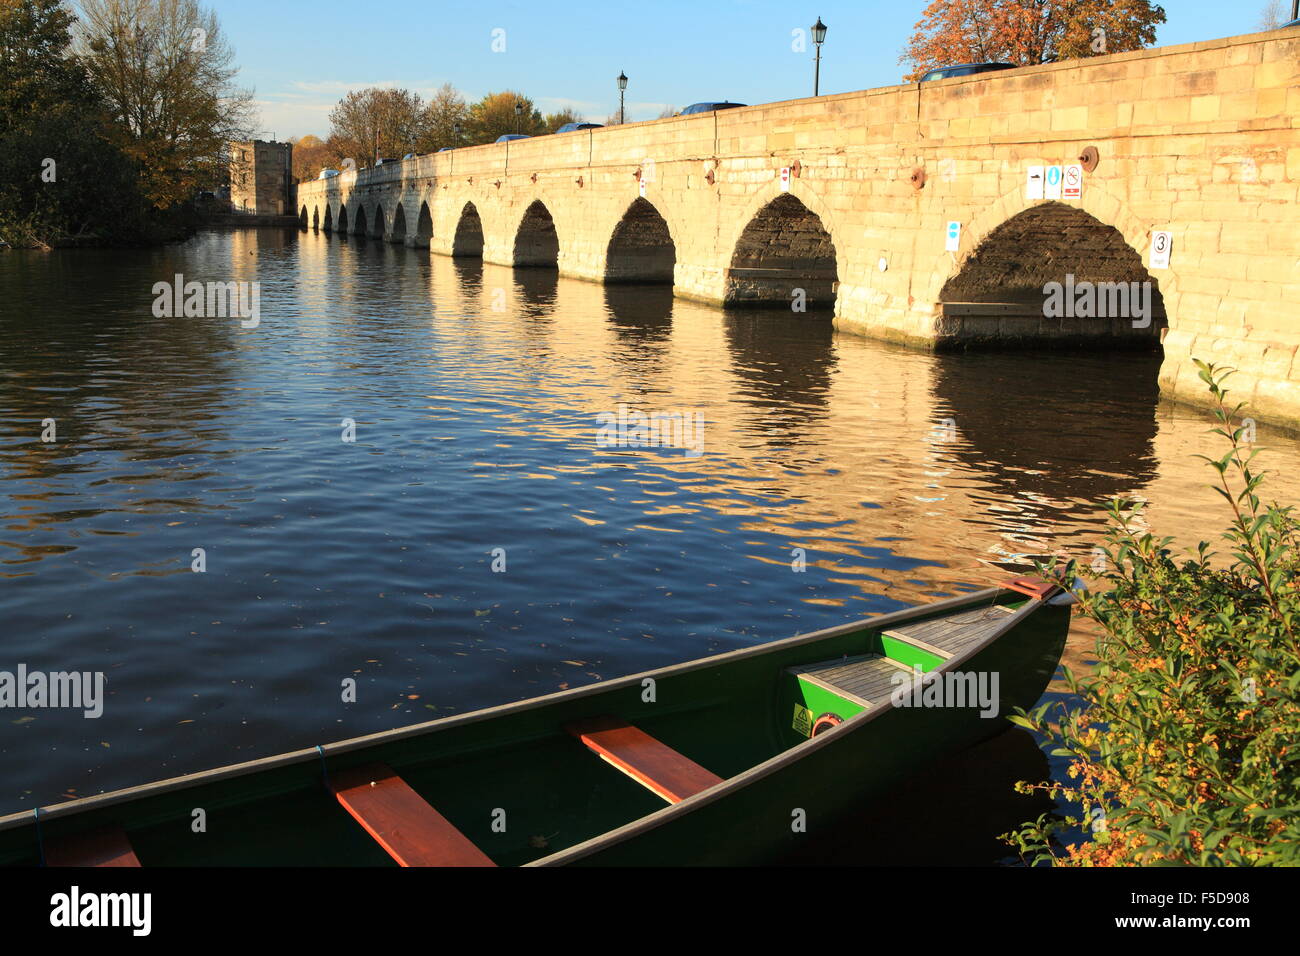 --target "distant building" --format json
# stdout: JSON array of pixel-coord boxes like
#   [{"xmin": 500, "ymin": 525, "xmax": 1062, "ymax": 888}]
[{"xmin": 229, "ymin": 140, "xmax": 293, "ymax": 215}]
